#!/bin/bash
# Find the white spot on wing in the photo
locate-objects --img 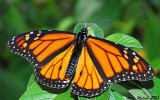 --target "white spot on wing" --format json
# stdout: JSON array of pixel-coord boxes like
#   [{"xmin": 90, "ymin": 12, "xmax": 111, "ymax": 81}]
[
  {"xmin": 124, "ymin": 47, "xmax": 128, "ymax": 50},
  {"xmin": 39, "ymin": 30, "xmax": 42, "ymax": 33},
  {"xmin": 30, "ymin": 32, "xmax": 34, "ymax": 34},
  {"xmin": 132, "ymin": 52, "xmax": 136, "ymax": 55}
]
